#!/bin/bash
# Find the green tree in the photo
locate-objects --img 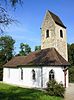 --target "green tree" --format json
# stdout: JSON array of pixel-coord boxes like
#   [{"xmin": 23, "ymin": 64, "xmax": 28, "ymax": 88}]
[
  {"xmin": 1, "ymin": 0, "xmax": 22, "ymax": 7},
  {"xmin": 35, "ymin": 45, "xmax": 41, "ymax": 51},
  {"xmin": 0, "ymin": 35, "xmax": 15, "ymax": 80},
  {"xmin": 0, "ymin": 0, "xmax": 23, "ymax": 34},
  {"xmin": 8, "ymin": 0, "xmax": 22, "ymax": 6},
  {"xmin": 68, "ymin": 43, "xmax": 74, "ymax": 65},
  {"xmin": 0, "ymin": 6, "xmax": 14, "ymax": 34},
  {"xmin": 69, "ymin": 66, "xmax": 74, "ymax": 83},
  {"xmin": 67, "ymin": 43, "xmax": 74, "ymax": 83},
  {"xmin": 19, "ymin": 43, "xmax": 31, "ymax": 56},
  {"xmin": 46, "ymin": 80, "xmax": 65, "ymax": 97},
  {"xmin": 0, "ymin": 35, "xmax": 15, "ymax": 64}
]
